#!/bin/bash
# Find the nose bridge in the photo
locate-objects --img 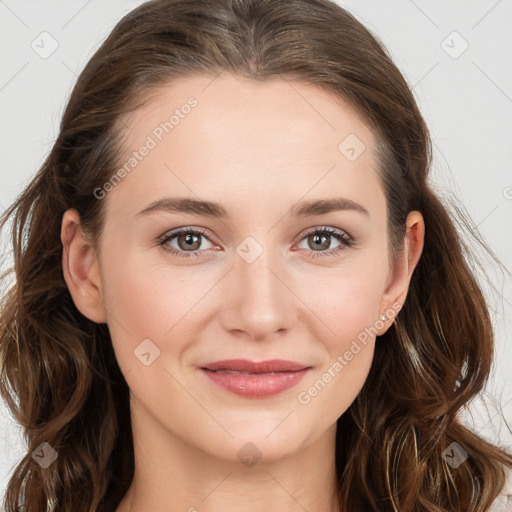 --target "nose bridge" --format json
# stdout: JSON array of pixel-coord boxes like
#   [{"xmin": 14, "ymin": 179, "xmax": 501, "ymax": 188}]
[{"xmin": 220, "ymin": 235, "xmax": 296, "ymax": 339}]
